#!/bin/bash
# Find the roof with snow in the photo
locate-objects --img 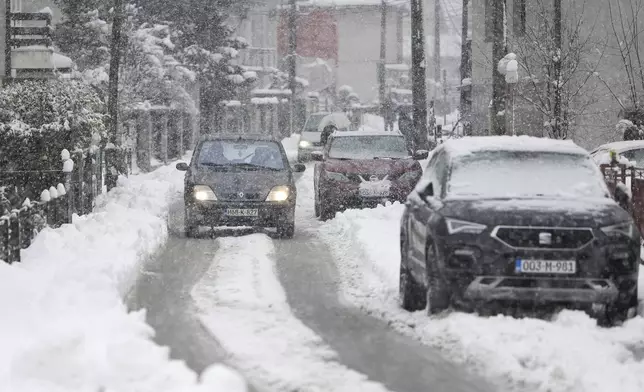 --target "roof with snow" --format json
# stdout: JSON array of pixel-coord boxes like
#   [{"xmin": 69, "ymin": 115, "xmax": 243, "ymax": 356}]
[
  {"xmin": 332, "ymin": 129, "xmax": 403, "ymax": 138},
  {"xmin": 442, "ymin": 136, "xmax": 588, "ymax": 157},
  {"xmin": 592, "ymin": 140, "xmax": 644, "ymax": 153}
]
